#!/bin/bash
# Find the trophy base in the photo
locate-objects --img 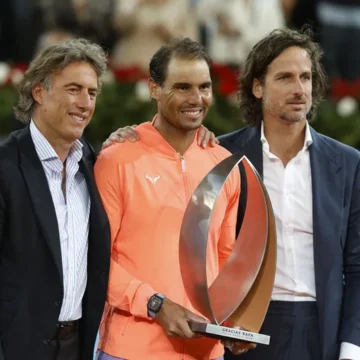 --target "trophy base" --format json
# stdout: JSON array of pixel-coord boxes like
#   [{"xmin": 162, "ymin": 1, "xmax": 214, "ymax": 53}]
[{"xmin": 189, "ymin": 321, "xmax": 270, "ymax": 345}]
